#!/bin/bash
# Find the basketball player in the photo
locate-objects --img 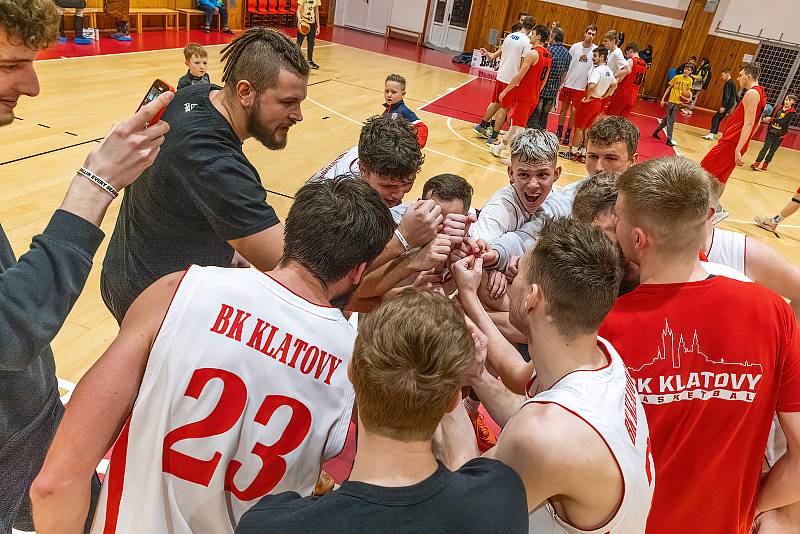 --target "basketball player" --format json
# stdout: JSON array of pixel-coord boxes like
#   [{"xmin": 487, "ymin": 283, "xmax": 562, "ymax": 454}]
[
  {"xmin": 700, "ymin": 63, "xmax": 766, "ymax": 221},
  {"xmin": 756, "ymin": 188, "xmax": 800, "ymax": 233},
  {"xmin": 557, "ymin": 24, "xmax": 597, "ymax": 144},
  {"xmin": 605, "ymin": 42, "xmax": 647, "ymax": 118},
  {"xmin": 653, "ymin": 63, "xmax": 695, "ymax": 147},
  {"xmin": 489, "ymin": 25, "xmax": 552, "ymax": 160},
  {"xmin": 473, "ymin": 18, "xmax": 533, "ymax": 142},
  {"xmin": 486, "ymin": 115, "xmax": 639, "ymax": 273},
  {"xmin": 560, "ymin": 46, "xmax": 616, "ymax": 163},
  {"xmin": 602, "ymin": 30, "xmax": 630, "ymax": 86},
  {"xmin": 0, "ymin": 2, "xmax": 172, "ymax": 530},
  {"xmin": 31, "ymin": 178, "xmax": 397, "ymax": 534},
  {"xmin": 601, "ymin": 156, "xmax": 800, "ymax": 534},
  {"xmin": 445, "ymin": 217, "xmax": 654, "ymax": 532},
  {"xmin": 101, "ymin": 28, "xmax": 309, "ymax": 324},
  {"xmin": 236, "ymin": 290, "xmax": 529, "ymax": 534}
]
